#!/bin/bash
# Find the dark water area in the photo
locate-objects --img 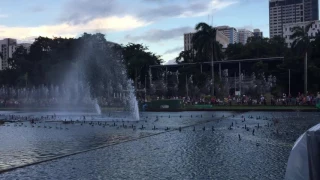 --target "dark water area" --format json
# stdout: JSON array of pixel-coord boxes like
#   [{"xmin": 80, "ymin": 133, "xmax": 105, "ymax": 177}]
[{"xmin": 0, "ymin": 111, "xmax": 319, "ymax": 179}]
